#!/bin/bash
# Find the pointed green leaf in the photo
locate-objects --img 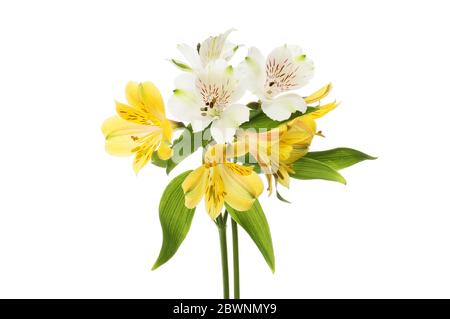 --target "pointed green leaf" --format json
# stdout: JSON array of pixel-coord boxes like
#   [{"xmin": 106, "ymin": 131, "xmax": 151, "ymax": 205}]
[
  {"xmin": 225, "ymin": 201, "xmax": 275, "ymax": 273},
  {"xmin": 240, "ymin": 107, "xmax": 318, "ymax": 129},
  {"xmin": 305, "ymin": 147, "xmax": 377, "ymax": 170},
  {"xmin": 170, "ymin": 59, "xmax": 192, "ymax": 71},
  {"xmin": 276, "ymin": 189, "xmax": 291, "ymax": 203},
  {"xmin": 290, "ymin": 157, "xmax": 347, "ymax": 184},
  {"xmin": 152, "ymin": 170, "xmax": 195, "ymax": 270}
]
